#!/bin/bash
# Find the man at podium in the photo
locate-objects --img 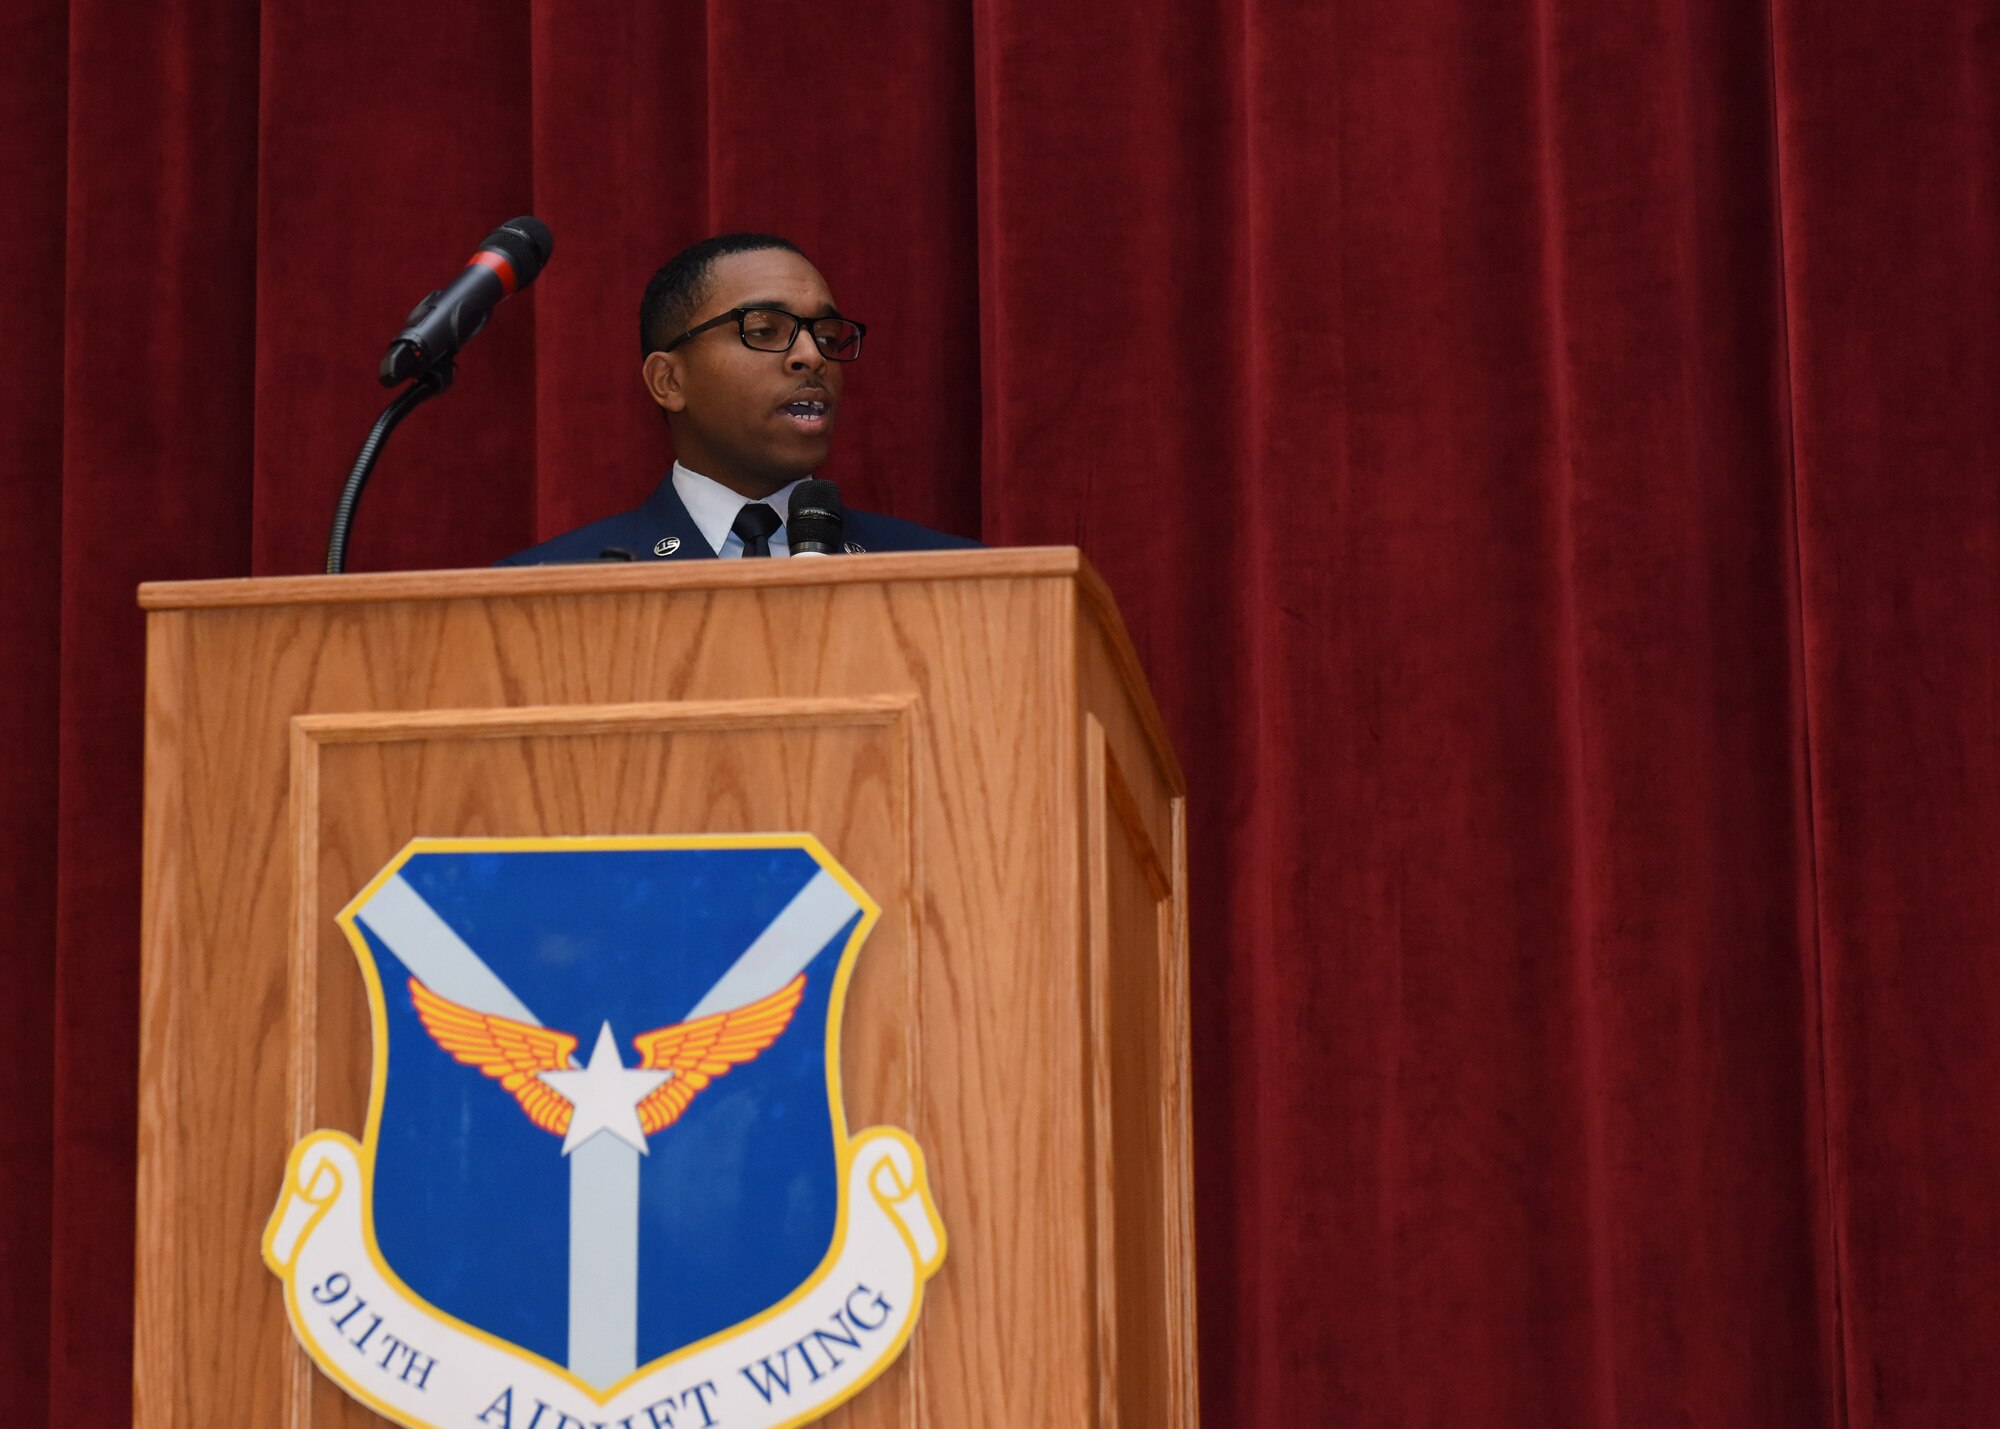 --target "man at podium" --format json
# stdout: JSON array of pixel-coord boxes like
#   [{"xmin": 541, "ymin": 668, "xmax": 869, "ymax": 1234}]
[{"xmin": 501, "ymin": 233, "xmax": 978, "ymax": 565}]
